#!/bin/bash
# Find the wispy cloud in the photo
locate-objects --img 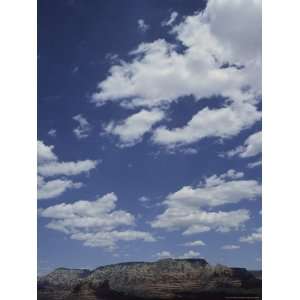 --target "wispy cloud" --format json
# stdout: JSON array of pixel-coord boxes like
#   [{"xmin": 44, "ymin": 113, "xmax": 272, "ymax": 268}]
[
  {"xmin": 48, "ymin": 129, "xmax": 56, "ymax": 137},
  {"xmin": 137, "ymin": 19, "xmax": 150, "ymax": 32},
  {"xmin": 183, "ymin": 240, "xmax": 206, "ymax": 247},
  {"xmin": 162, "ymin": 11, "xmax": 178, "ymax": 27},
  {"xmin": 240, "ymin": 227, "xmax": 262, "ymax": 244},
  {"xmin": 73, "ymin": 114, "xmax": 91, "ymax": 139},
  {"xmin": 248, "ymin": 160, "xmax": 262, "ymax": 168},
  {"xmin": 221, "ymin": 245, "xmax": 240, "ymax": 250}
]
